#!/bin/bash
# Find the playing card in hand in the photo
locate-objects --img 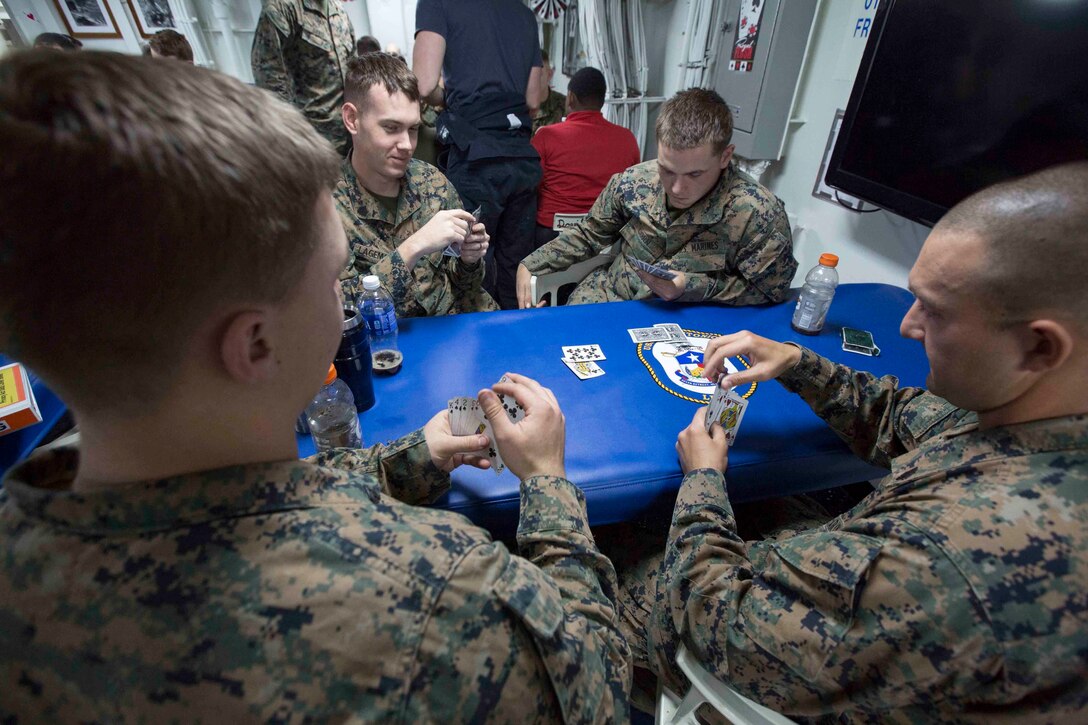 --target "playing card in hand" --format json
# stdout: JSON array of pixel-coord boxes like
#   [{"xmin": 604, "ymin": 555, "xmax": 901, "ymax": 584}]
[
  {"xmin": 473, "ymin": 414, "xmax": 504, "ymax": 475},
  {"xmin": 447, "ymin": 395, "xmax": 505, "ymax": 474},
  {"xmin": 495, "ymin": 374, "xmax": 526, "ymax": 424},
  {"xmin": 447, "ymin": 396, "xmax": 477, "ymax": 435},
  {"xmin": 626, "ymin": 254, "xmax": 677, "ymax": 280},
  {"xmin": 705, "ymin": 385, "xmax": 748, "ymax": 445},
  {"xmin": 442, "ymin": 206, "xmax": 484, "ymax": 258}
]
